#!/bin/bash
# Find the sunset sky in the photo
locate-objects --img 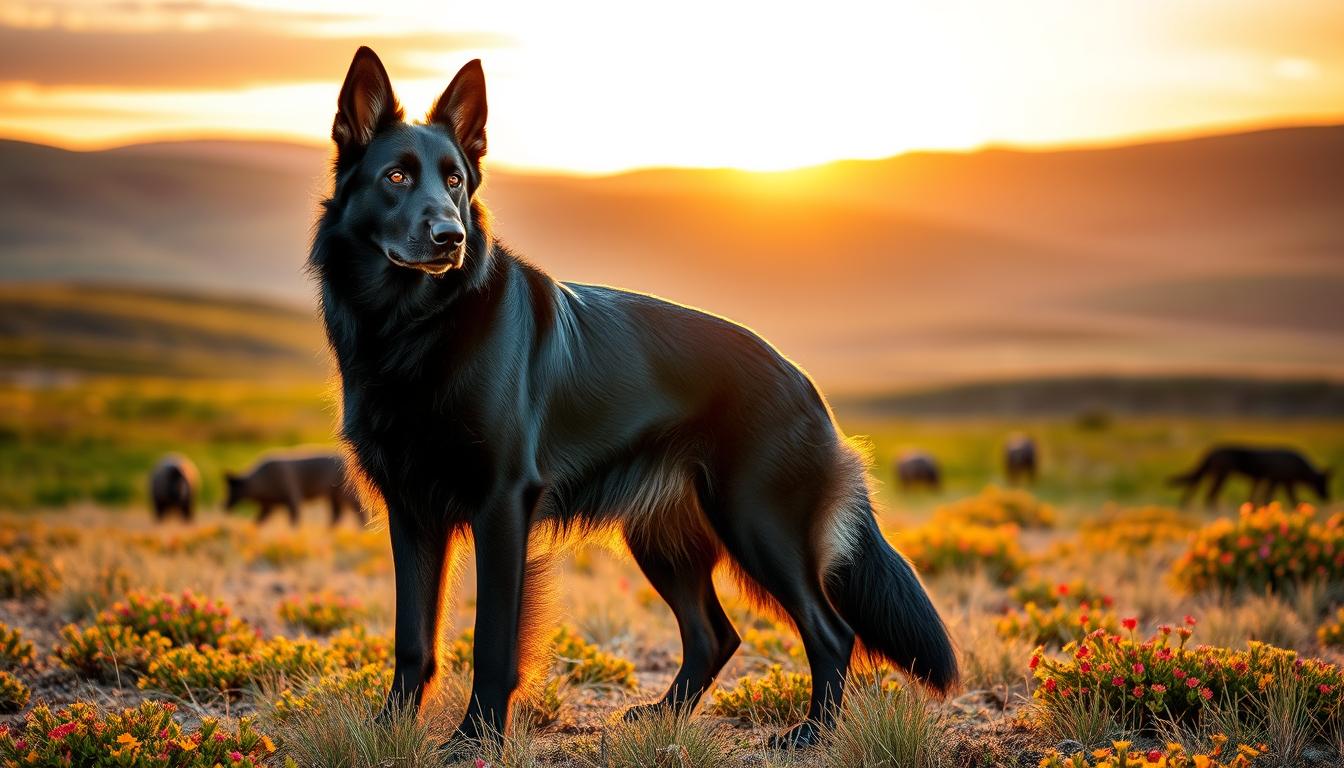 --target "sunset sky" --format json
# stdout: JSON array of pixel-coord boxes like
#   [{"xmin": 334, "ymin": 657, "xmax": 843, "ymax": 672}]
[{"xmin": 1, "ymin": 0, "xmax": 1341, "ymax": 173}]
